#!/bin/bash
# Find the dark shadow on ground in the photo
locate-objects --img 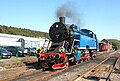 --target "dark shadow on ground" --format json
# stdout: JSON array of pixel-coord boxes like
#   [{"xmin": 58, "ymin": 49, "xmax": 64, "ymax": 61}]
[{"xmin": 23, "ymin": 62, "xmax": 43, "ymax": 70}]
